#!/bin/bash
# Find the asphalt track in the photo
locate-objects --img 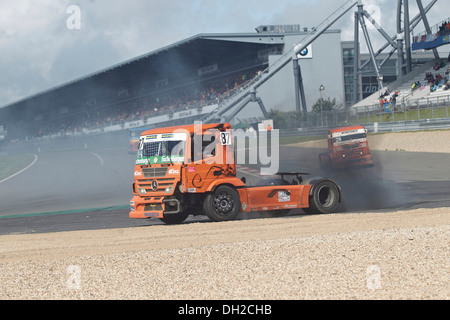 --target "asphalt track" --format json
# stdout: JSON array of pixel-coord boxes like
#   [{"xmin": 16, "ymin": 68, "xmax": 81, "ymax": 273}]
[{"xmin": 1, "ymin": 142, "xmax": 449, "ymax": 235}]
